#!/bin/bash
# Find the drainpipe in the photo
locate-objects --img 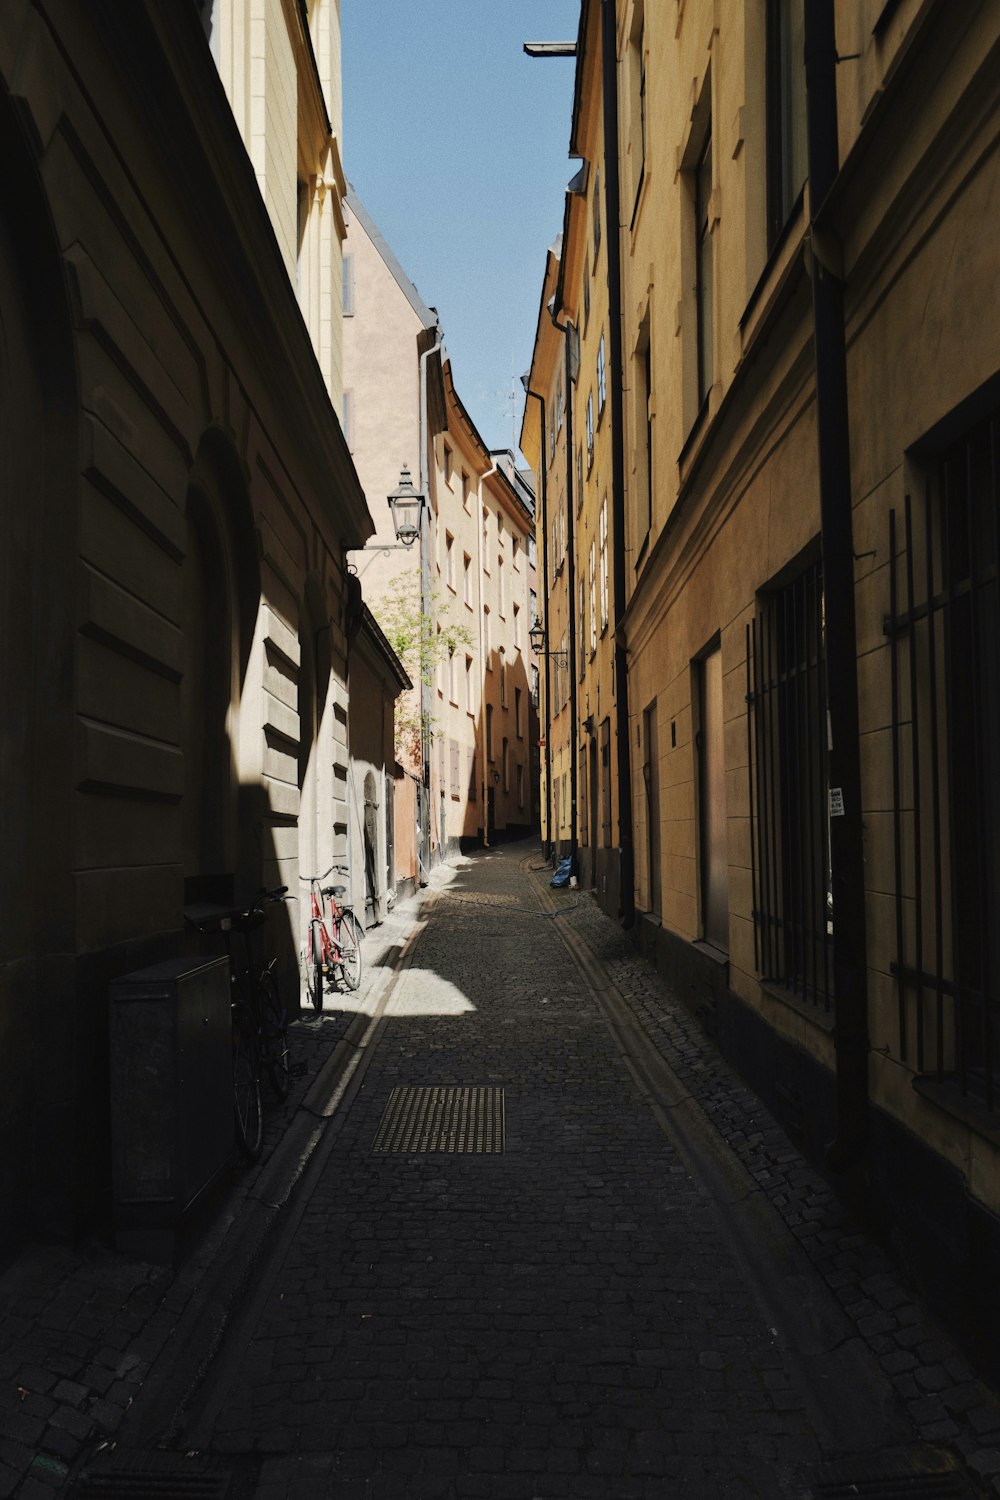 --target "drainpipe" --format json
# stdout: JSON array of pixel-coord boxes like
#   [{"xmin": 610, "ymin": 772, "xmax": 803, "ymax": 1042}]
[
  {"xmin": 601, "ymin": 0, "xmax": 635, "ymax": 927},
  {"xmin": 477, "ymin": 460, "xmax": 498, "ymax": 845},
  {"xmin": 804, "ymin": 3, "xmax": 869, "ymax": 1171},
  {"xmin": 549, "ymin": 310, "xmax": 578, "ymax": 872},
  {"xmin": 522, "ymin": 384, "xmax": 553, "ymax": 857},
  {"xmin": 418, "ymin": 328, "xmax": 442, "ymax": 883}
]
